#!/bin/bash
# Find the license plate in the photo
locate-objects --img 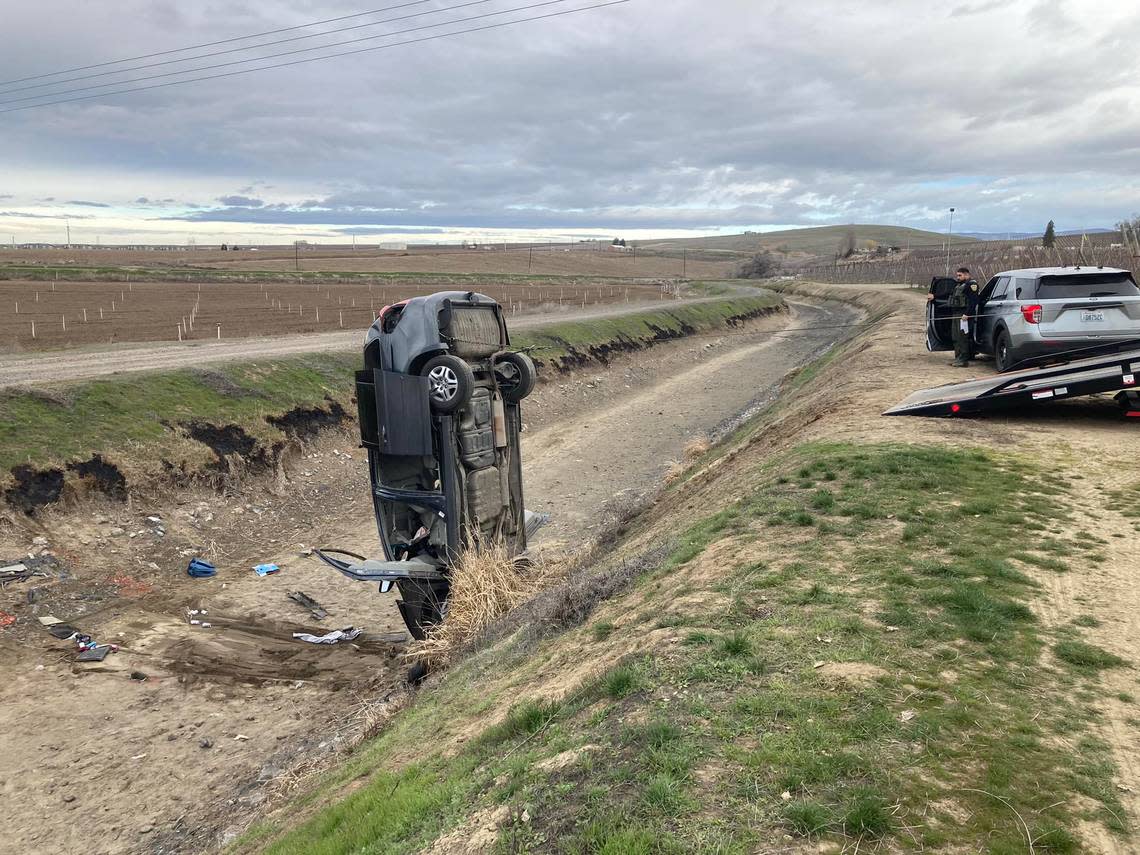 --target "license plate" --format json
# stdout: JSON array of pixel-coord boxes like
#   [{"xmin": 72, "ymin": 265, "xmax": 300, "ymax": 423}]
[{"xmin": 1081, "ymin": 310, "xmax": 1105, "ymax": 322}]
